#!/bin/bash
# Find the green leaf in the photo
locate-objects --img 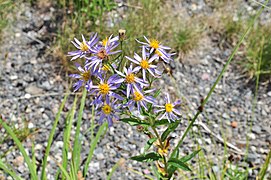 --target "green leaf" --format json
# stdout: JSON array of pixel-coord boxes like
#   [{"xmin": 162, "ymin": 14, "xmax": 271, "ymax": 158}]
[
  {"xmin": 161, "ymin": 121, "xmax": 179, "ymax": 142},
  {"xmin": 153, "ymin": 89, "xmax": 161, "ymax": 98},
  {"xmin": 171, "ymin": 148, "xmax": 179, "ymax": 159},
  {"xmin": 73, "ymin": 88, "xmax": 87, "ymax": 173},
  {"xmin": 168, "ymin": 158, "xmax": 191, "ymax": 171},
  {"xmin": 131, "ymin": 152, "xmax": 162, "ymax": 162},
  {"xmin": 120, "ymin": 118, "xmax": 150, "ymax": 126},
  {"xmin": 41, "ymin": 94, "xmax": 68, "ymax": 180},
  {"xmin": 180, "ymin": 149, "xmax": 201, "ymax": 163},
  {"xmin": 144, "ymin": 138, "xmax": 157, "ymax": 152},
  {"xmin": 83, "ymin": 122, "xmax": 108, "ymax": 177},
  {"xmin": 153, "ymin": 119, "xmax": 171, "ymax": 126},
  {"xmin": 258, "ymin": 148, "xmax": 271, "ymax": 180}
]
